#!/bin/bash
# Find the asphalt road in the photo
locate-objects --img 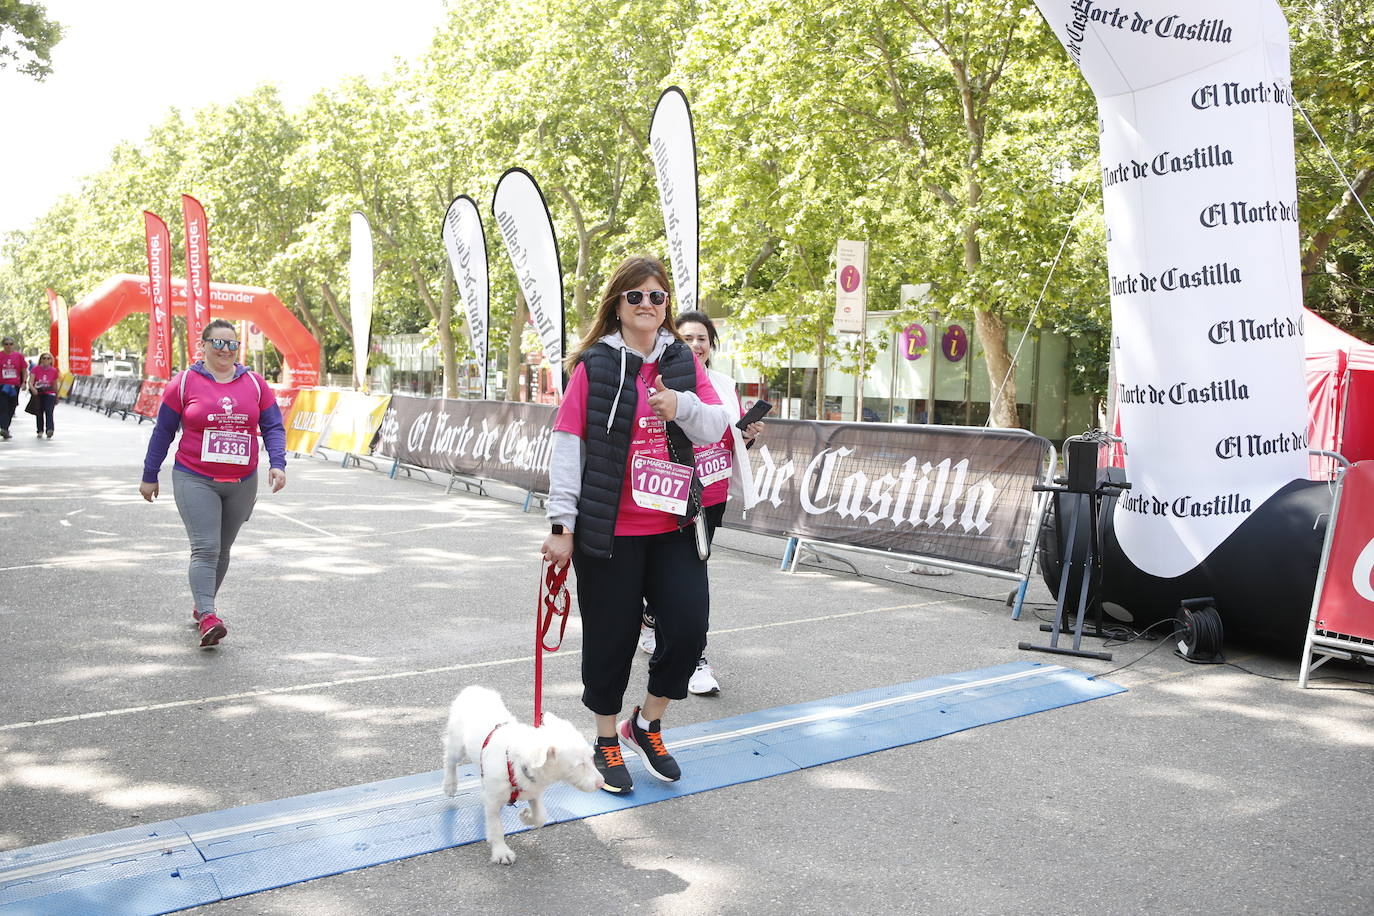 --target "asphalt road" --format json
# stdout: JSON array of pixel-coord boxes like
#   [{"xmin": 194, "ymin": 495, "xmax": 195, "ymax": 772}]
[{"xmin": 2, "ymin": 402, "xmax": 1371, "ymax": 915}]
